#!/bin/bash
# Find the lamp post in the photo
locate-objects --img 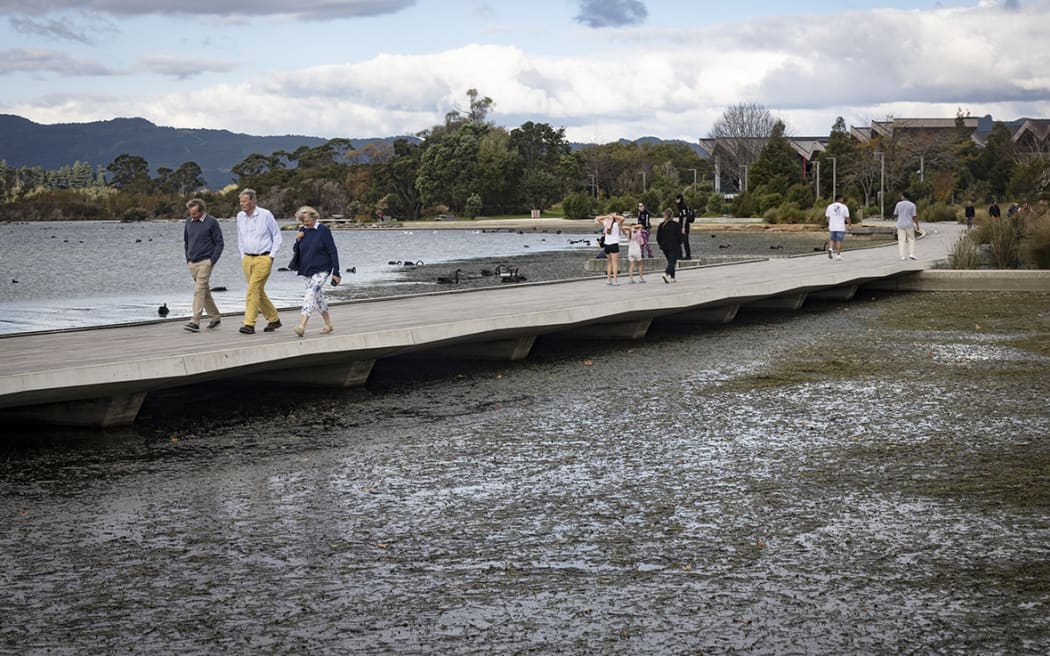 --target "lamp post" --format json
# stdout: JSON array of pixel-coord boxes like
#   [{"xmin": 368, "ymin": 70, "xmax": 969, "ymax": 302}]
[
  {"xmin": 814, "ymin": 160, "xmax": 820, "ymax": 200},
  {"xmin": 827, "ymin": 156, "xmax": 837, "ymax": 198},
  {"xmin": 589, "ymin": 173, "xmax": 597, "ymax": 199},
  {"xmin": 874, "ymin": 151, "xmax": 885, "ymax": 218},
  {"xmin": 640, "ymin": 170, "xmax": 646, "ymax": 193},
  {"xmin": 688, "ymin": 168, "xmax": 697, "ymax": 193}
]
